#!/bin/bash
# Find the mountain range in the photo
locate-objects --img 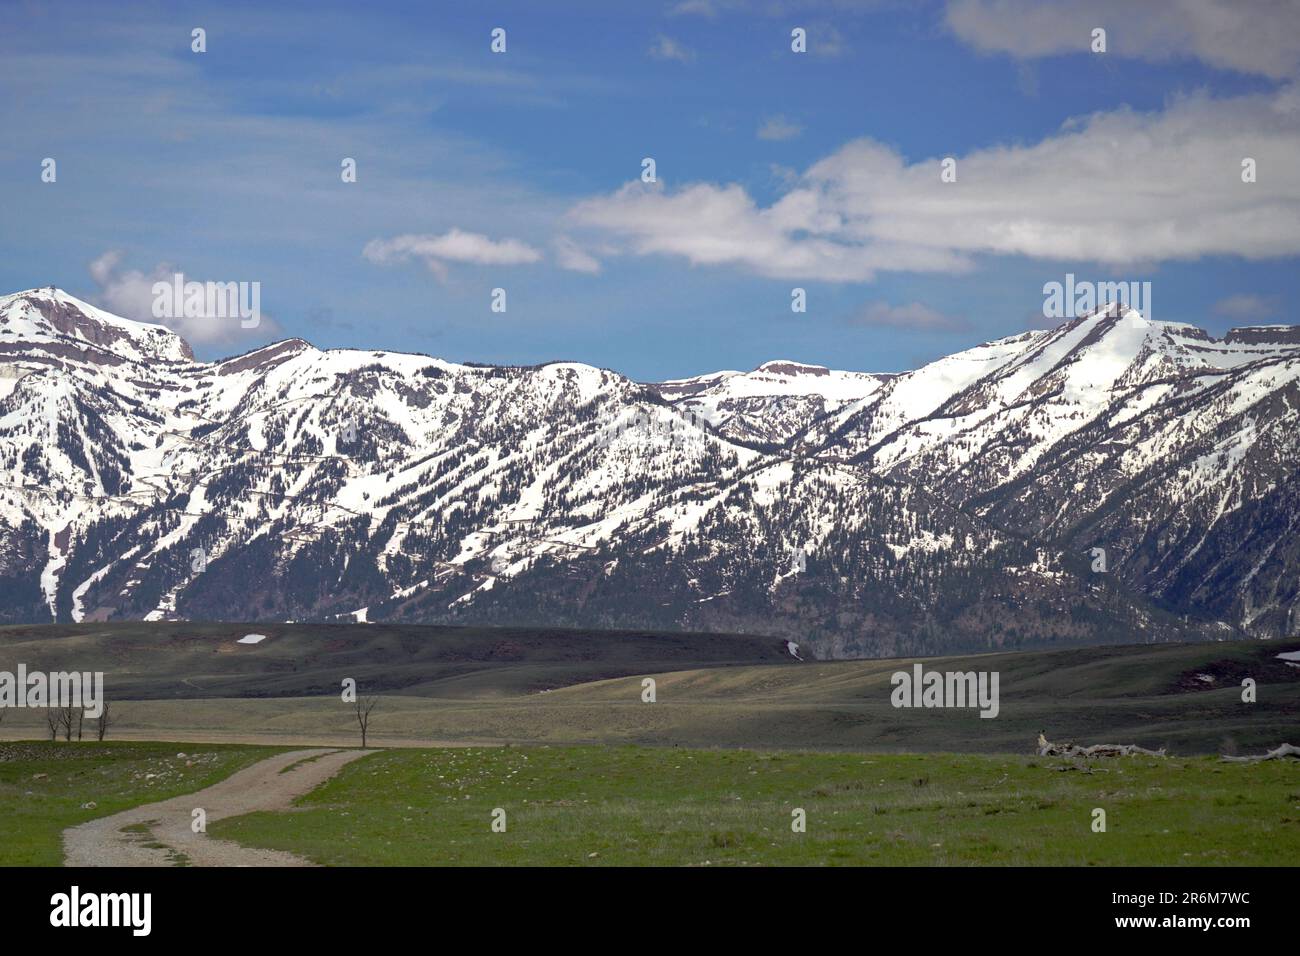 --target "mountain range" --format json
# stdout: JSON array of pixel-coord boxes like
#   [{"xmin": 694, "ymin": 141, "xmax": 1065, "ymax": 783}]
[{"xmin": 2, "ymin": 286, "xmax": 1298, "ymax": 659}]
